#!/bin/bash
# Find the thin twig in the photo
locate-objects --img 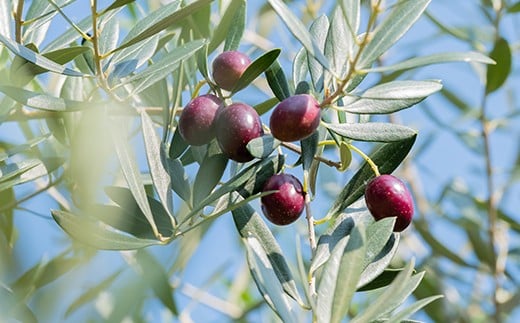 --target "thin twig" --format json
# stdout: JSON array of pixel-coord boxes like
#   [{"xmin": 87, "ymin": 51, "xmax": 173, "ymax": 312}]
[
  {"xmin": 15, "ymin": 0, "xmax": 24, "ymax": 43},
  {"xmin": 281, "ymin": 141, "xmax": 341, "ymax": 169}
]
